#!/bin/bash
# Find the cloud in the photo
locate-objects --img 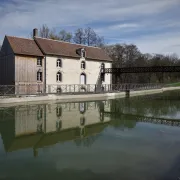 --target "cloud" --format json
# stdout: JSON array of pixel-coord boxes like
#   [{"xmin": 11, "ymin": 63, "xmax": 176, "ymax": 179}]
[
  {"xmin": 0, "ymin": 0, "xmax": 180, "ymax": 56},
  {"xmin": 110, "ymin": 24, "xmax": 139, "ymax": 29},
  {"xmin": 95, "ymin": 23, "xmax": 141, "ymax": 35},
  {"xmin": 130, "ymin": 31, "xmax": 180, "ymax": 56}
]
